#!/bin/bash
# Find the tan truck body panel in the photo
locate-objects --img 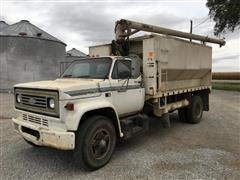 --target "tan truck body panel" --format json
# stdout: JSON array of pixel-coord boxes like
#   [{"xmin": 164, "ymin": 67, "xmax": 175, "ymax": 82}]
[{"xmin": 89, "ymin": 35, "xmax": 212, "ymax": 100}]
